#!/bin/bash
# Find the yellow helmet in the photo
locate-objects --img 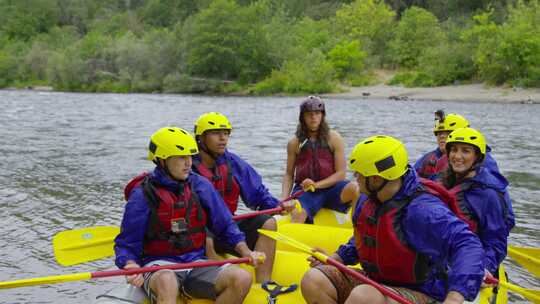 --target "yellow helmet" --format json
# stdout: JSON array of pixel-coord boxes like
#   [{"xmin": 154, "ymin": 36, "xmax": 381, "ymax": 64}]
[
  {"xmin": 433, "ymin": 112, "xmax": 469, "ymax": 134},
  {"xmin": 148, "ymin": 127, "xmax": 199, "ymax": 161},
  {"xmin": 194, "ymin": 112, "xmax": 232, "ymax": 136},
  {"xmin": 348, "ymin": 135, "xmax": 409, "ymax": 180},
  {"xmin": 445, "ymin": 127, "xmax": 486, "ymax": 156}
]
